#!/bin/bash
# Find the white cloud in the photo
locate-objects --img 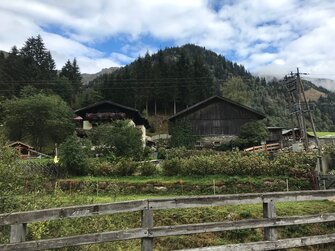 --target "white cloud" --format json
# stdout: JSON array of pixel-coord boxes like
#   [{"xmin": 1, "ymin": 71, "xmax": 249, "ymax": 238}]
[{"xmin": 0, "ymin": 0, "xmax": 335, "ymax": 82}]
